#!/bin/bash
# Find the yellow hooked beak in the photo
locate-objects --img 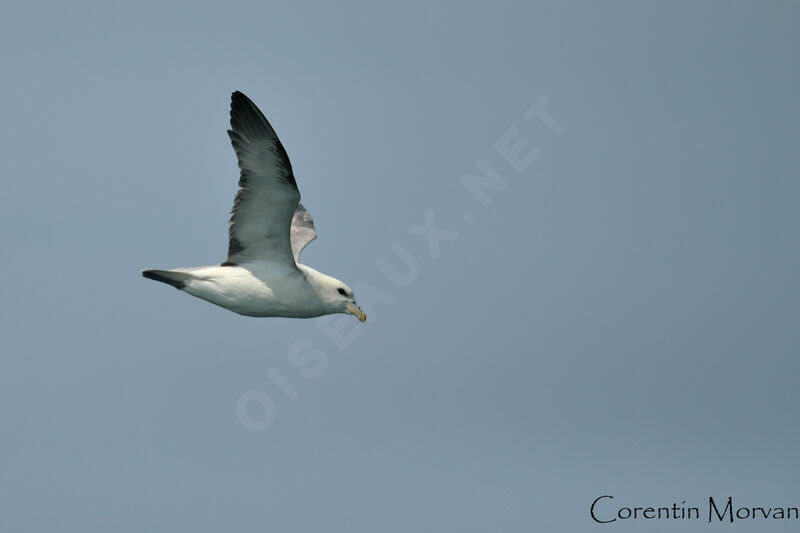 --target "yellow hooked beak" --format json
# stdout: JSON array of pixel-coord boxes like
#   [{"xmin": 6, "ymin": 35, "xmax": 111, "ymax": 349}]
[{"xmin": 347, "ymin": 303, "xmax": 367, "ymax": 322}]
